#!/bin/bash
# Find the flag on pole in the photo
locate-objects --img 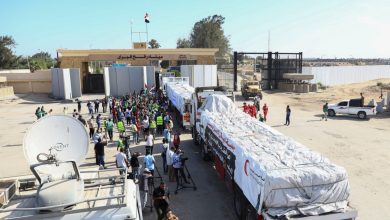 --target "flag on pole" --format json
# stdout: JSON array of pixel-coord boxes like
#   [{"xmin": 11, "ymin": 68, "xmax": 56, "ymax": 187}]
[{"xmin": 144, "ymin": 13, "xmax": 150, "ymax": 23}]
